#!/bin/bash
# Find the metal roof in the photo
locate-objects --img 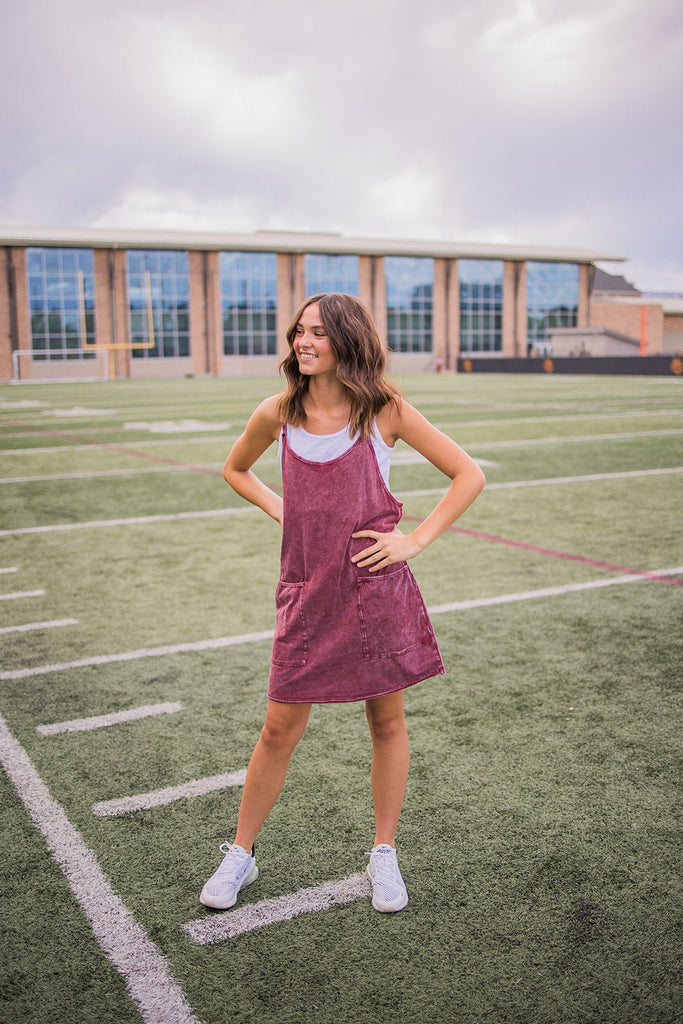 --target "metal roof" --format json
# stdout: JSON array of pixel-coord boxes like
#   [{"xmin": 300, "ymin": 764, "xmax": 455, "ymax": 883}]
[
  {"xmin": 0, "ymin": 225, "xmax": 625, "ymax": 264},
  {"xmin": 591, "ymin": 268, "xmax": 640, "ymax": 294}
]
